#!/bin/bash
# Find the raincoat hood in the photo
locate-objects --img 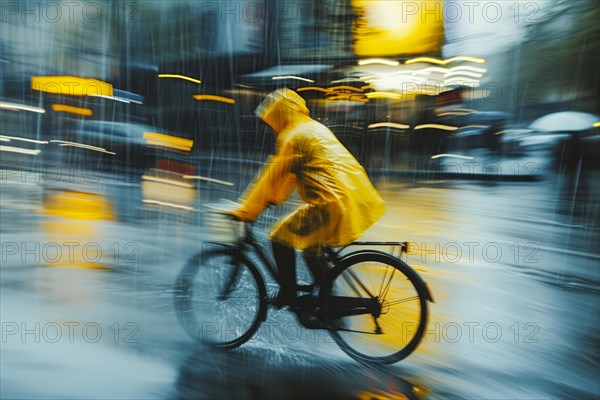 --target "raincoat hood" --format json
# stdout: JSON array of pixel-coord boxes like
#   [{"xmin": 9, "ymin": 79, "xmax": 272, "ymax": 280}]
[{"xmin": 255, "ymin": 88, "xmax": 310, "ymax": 133}]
